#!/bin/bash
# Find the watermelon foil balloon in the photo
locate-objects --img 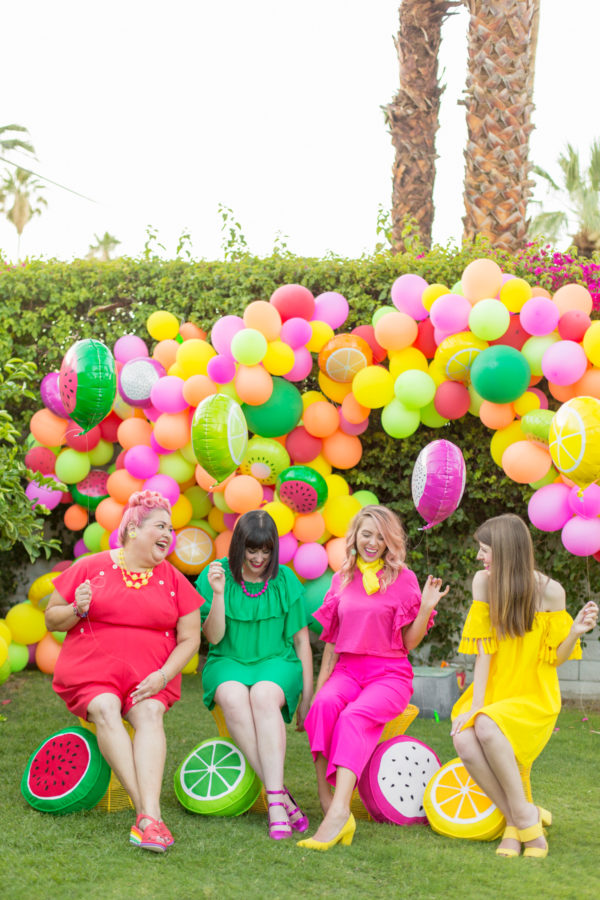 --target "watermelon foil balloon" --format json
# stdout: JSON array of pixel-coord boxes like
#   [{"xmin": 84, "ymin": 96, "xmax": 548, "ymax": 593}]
[
  {"xmin": 276, "ymin": 465, "xmax": 328, "ymax": 513},
  {"xmin": 411, "ymin": 439, "xmax": 466, "ymax": 530},
  {"xmin": 191, "ymin": 393, "xmax": 248, "ymax": 484},
  {"xmin": 59, "ymin": 339, "xmax": 117, "ymax": 434}
]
